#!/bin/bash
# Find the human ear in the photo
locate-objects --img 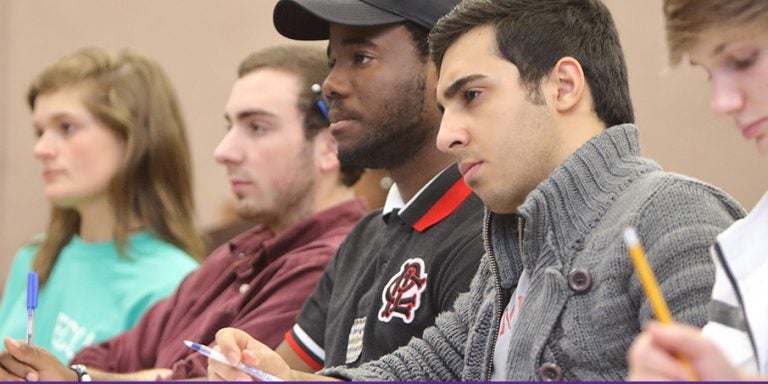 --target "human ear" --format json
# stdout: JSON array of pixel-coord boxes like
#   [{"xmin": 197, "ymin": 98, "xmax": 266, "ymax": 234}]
[
  {"xmin": 549, "ymin": 56, "xmax": 585, "ymax": 112},
  {"xmin": 313, "ymin": 129, "xmax": 340, "ymax": 172}
]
